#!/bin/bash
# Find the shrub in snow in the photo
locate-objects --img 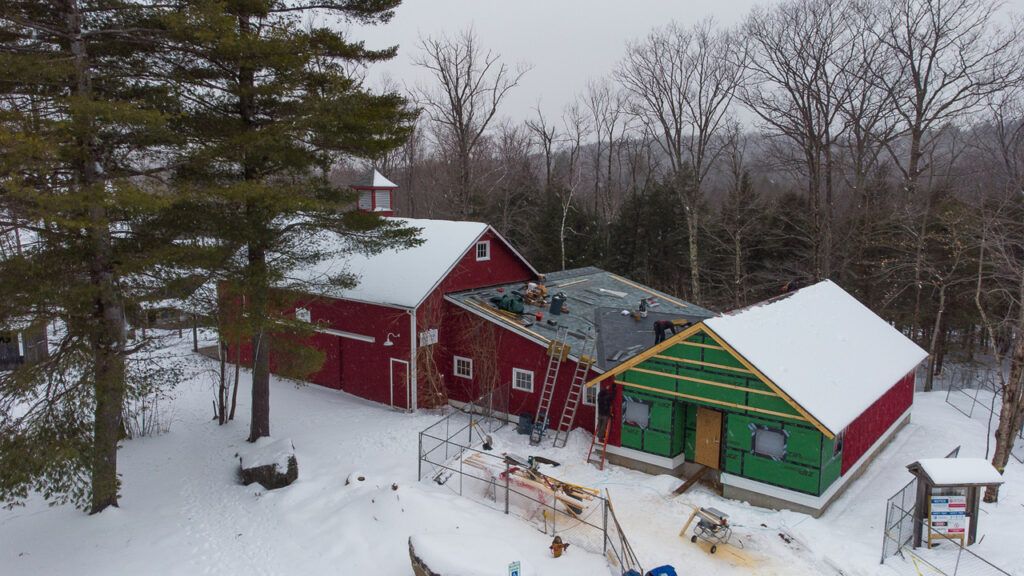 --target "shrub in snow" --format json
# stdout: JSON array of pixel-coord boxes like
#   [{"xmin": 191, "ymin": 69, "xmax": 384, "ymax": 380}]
[{"xmin": 238, "ymin": 438, "xmax": 298, "ymax": 490}]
